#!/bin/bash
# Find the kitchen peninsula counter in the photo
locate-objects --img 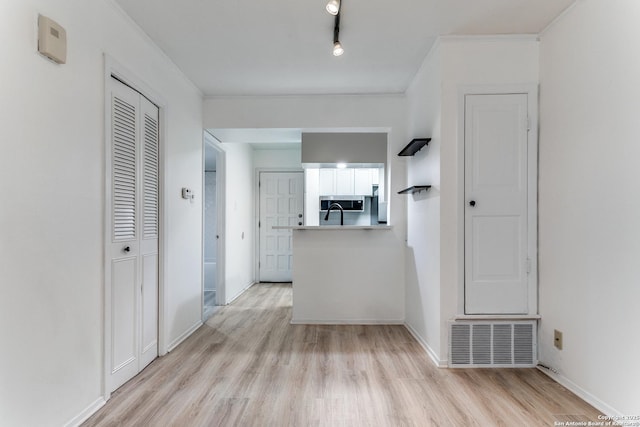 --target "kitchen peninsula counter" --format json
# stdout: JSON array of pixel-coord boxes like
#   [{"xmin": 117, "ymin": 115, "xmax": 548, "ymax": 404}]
[
  {"xmin": 273, "ymin": 225, "xmax": 392, "ymax": 230},
  {"xmin": 277, "ymin": 225, "xmax": 404, "ymax": 325}
]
